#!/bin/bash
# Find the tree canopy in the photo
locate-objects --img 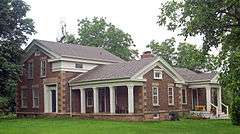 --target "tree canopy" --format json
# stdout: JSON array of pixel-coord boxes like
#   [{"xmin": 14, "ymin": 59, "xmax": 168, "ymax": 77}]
[
  {"xmin": 147, "ymin": 38, "xmax": 218, "ymax": 72},
  {"xmin": 61, "ymin": 17, "xmax": 138, "ymax": 61},
  {"xmin": 147, "ymin": 38, "xmax": 176, "ymax": 65},
  {"xmin": 0, "ymin": 0, "xmax": 35, "ymax": 112},
  {"xmin": 158, "ymin": 0, "xmax": 240, "ymax": 125}
]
